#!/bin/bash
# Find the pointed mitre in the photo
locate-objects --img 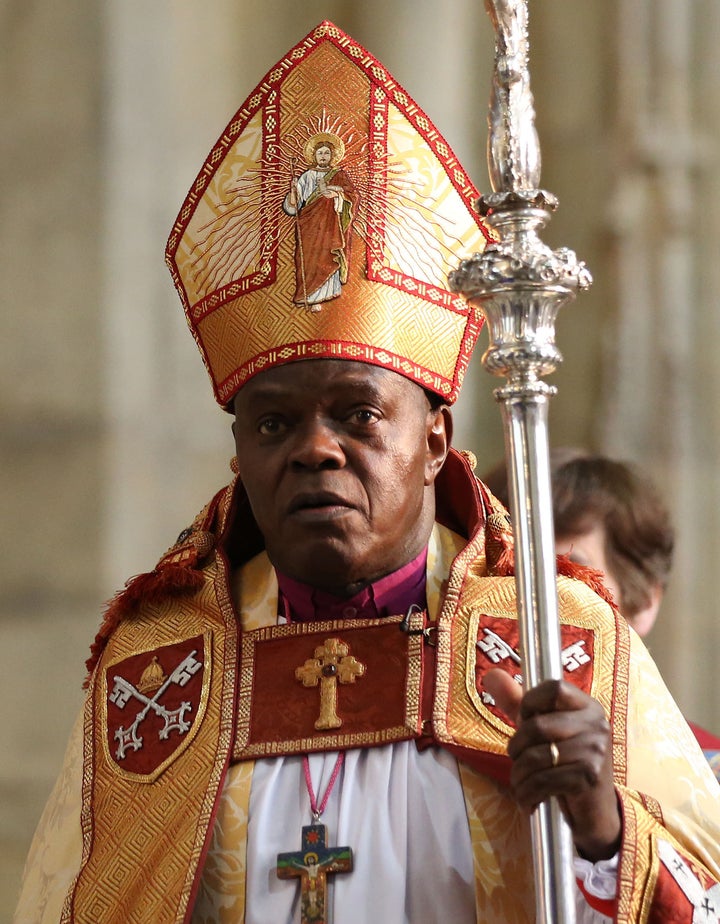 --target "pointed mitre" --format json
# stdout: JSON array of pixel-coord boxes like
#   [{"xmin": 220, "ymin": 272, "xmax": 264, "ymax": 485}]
[{"xmin": 166, "ymin": 21, "xmax": 492, "ymax": 406}]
